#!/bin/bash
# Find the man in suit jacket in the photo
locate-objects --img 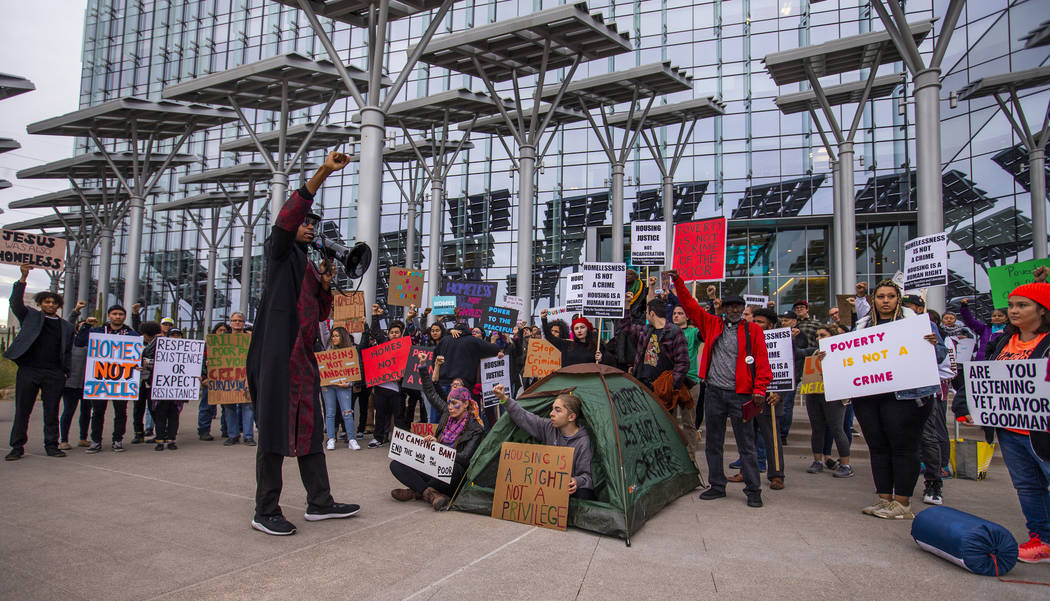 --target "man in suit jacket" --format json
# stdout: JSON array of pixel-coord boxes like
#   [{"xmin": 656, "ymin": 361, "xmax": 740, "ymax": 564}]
[{"xmin": 5, "ymin": 264, "xmax": 82, "ymax": 460}]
